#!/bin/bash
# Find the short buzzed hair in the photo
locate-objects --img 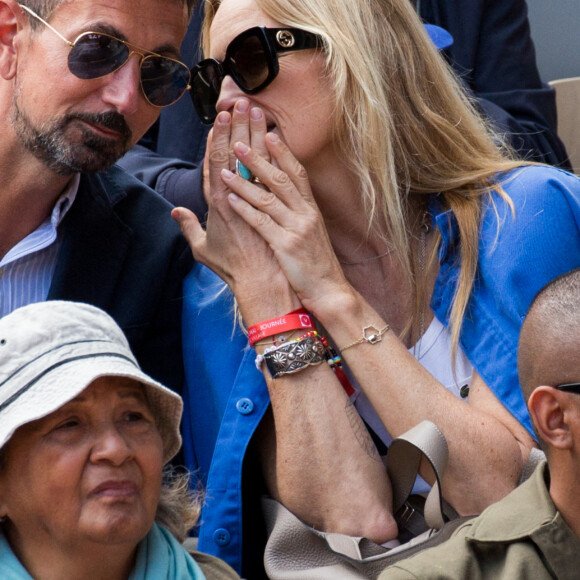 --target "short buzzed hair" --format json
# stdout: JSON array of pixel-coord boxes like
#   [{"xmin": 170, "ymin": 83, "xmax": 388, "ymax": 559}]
[{"xmin": 518, "ymin": 268, "xmax": 580, "ymax": 403}]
